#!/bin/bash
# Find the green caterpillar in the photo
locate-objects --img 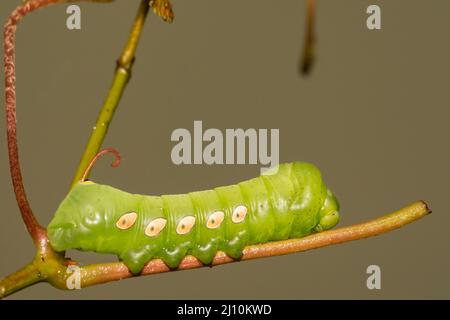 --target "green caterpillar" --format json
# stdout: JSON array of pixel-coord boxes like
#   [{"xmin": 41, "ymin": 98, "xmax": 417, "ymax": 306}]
[{"xmin": 48, "ymin": 151, "xmax": 340, "ymax": 274}]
